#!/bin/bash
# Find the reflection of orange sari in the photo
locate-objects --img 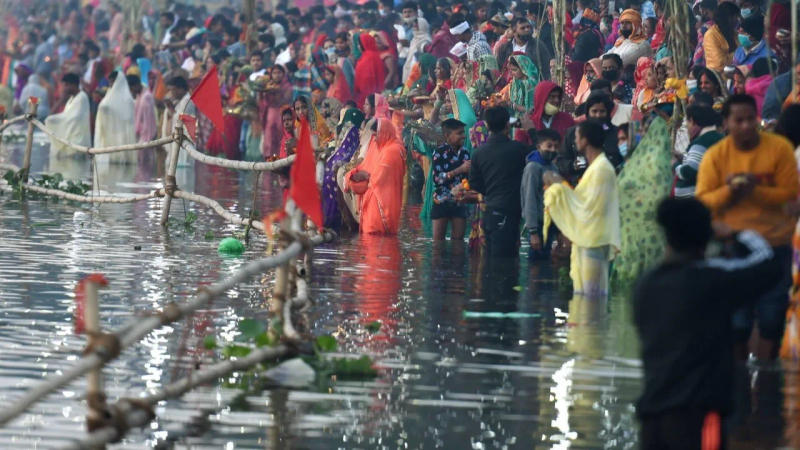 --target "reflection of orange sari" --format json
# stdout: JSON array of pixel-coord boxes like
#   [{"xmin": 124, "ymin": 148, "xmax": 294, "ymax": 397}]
[
  {"xmin": 346, "ymin": 119, "xmax": 406, "ymax": 235},
  {"xmin": 356, "ymin": 234, "xmax": 401, "ymax": 347}
]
